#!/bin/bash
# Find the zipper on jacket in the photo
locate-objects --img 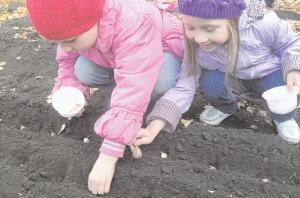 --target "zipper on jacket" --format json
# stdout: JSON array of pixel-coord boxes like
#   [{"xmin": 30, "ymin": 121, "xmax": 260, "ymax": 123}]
[{"xmin": 251, "ymin": 66, "xmax": 254, "ymax": 79}]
